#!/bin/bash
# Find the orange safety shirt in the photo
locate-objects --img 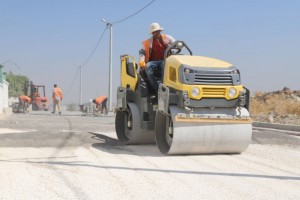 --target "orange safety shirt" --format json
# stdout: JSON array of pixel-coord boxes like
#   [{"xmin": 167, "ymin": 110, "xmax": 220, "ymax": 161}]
[
  {"xmin": 142, "ymin": 34, "xmax": 169, "ymax": 63},
  {"xmin": 20, "ymin": 95, "xmax": 31, "ymax": 102},
  {"xmin": 95, "ymin": 96, "xmax": 107, "ymax": 104},
  {"xmin": 53, "ymin": 87, "xmax": 63, "ymax": 99}
]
